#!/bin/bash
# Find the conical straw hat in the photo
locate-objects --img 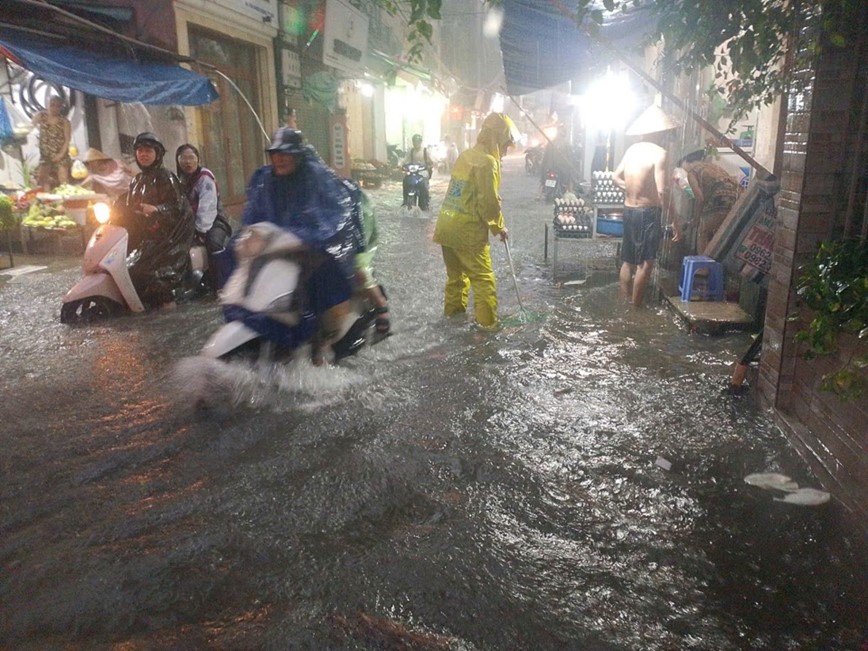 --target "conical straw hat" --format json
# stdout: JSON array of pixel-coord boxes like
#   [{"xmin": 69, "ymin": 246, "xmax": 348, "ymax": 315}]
[
  {"xmin": 625, "ymin": 104, "xmax": 678, "ymax": 136},
  {"xmin": 83, "ymin": 147, "xmax": 112, "ymax": 163}
]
